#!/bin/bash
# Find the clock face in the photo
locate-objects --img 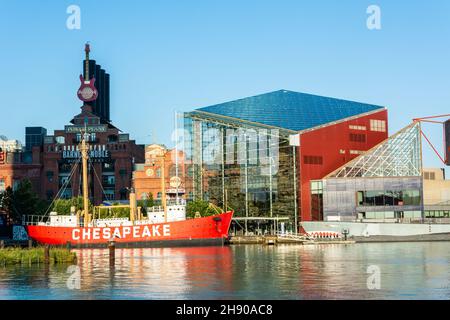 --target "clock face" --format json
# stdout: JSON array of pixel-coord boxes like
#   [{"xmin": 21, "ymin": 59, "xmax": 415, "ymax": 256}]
[
  {"xmin": 146, "ymin": 169, "xmax": 154, "ymax": 177},
  {"xmin": 80, "ymin": 87, "xmax": 95, "ymax": 100}
]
